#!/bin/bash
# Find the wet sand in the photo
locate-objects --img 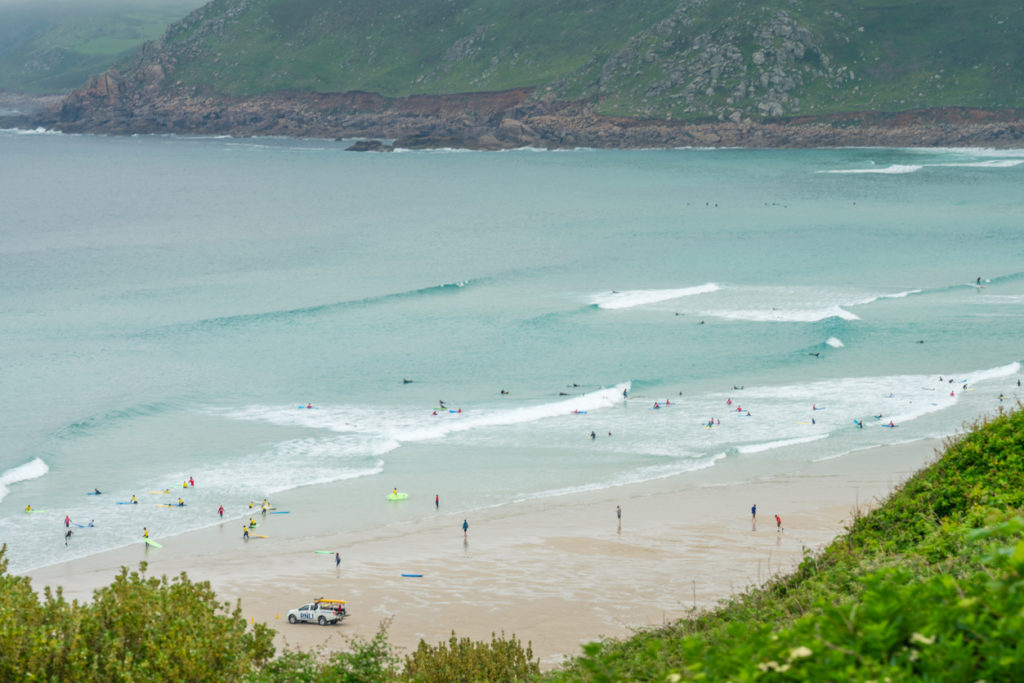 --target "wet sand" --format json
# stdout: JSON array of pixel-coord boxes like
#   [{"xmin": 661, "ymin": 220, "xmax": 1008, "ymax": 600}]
[{"xmin": 27, "ymin": 438, "xmax": 940, "ymax": 670}]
